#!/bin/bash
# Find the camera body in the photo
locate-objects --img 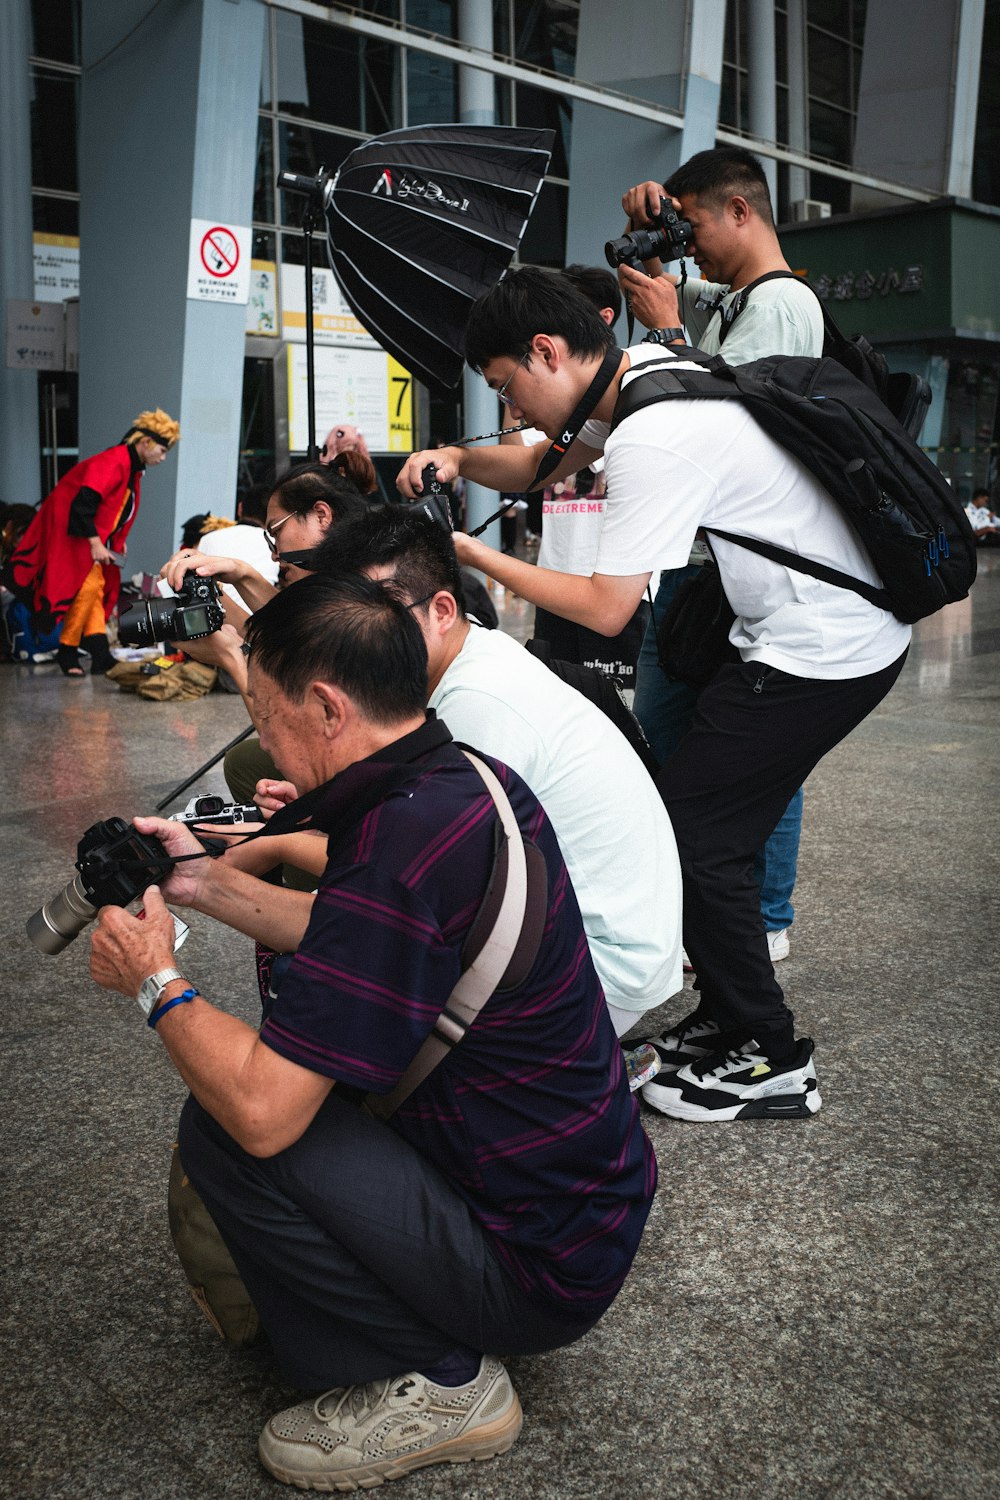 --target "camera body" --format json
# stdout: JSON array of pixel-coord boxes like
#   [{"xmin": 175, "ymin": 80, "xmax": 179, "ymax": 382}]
[
  {"xmin": 172, "ymin": 795, "xmax": 265, "ymax": 827},
  {"xmin": 605, "ymin": 197, "xmax": 693, "ymax": 273},
  {"xmin": 419, "ymin": 464, "xmax": 454, "ymax": 534},
  {"xmin": 27, "ymin": 817, "xmax": 173, "ymax": 955},
  {"xmin": 118, "ymin": 574, "xmax": 226, "ymax": 648}
]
